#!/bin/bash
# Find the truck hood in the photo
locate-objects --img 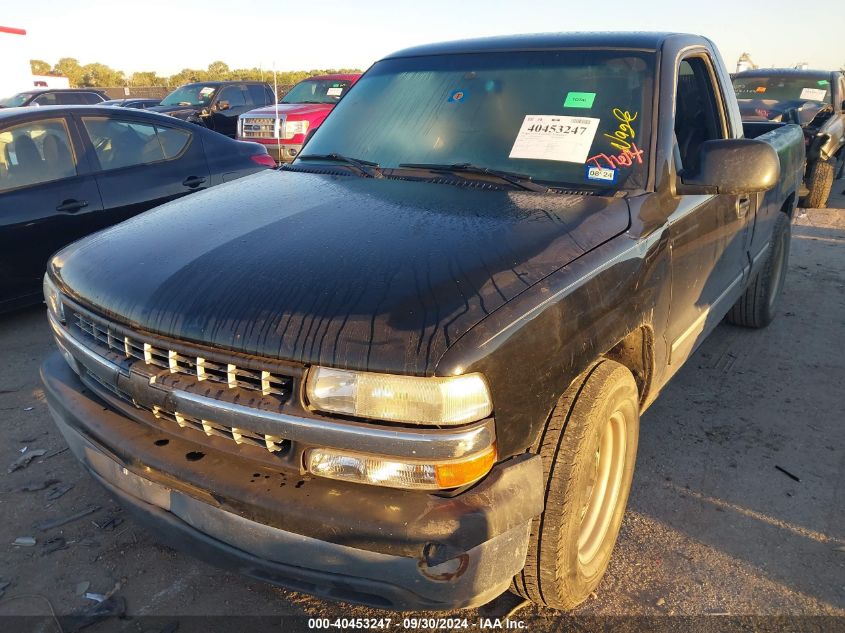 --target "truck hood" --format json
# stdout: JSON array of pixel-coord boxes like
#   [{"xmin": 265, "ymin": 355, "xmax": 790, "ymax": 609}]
[
  {"xmin": 53, "ymin": 171, "xmax": 630, "ymax": 375},
  {"xmin": 148, "ymin": 104, "xmax": 200, "ymax": 119},
  {"xmin": 243, "ymin": 102, "xmax": 333, "ymax": 119}
]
